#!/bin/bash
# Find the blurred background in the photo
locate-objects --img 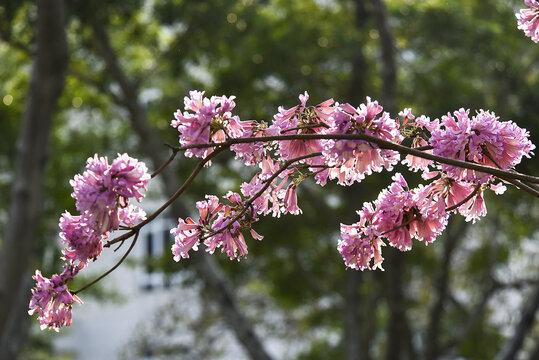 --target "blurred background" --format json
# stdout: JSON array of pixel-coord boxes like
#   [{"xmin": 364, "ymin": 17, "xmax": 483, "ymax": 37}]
[{"xmin": 0, "ymin": 0, "xmax": 538, "ymax": 359}]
